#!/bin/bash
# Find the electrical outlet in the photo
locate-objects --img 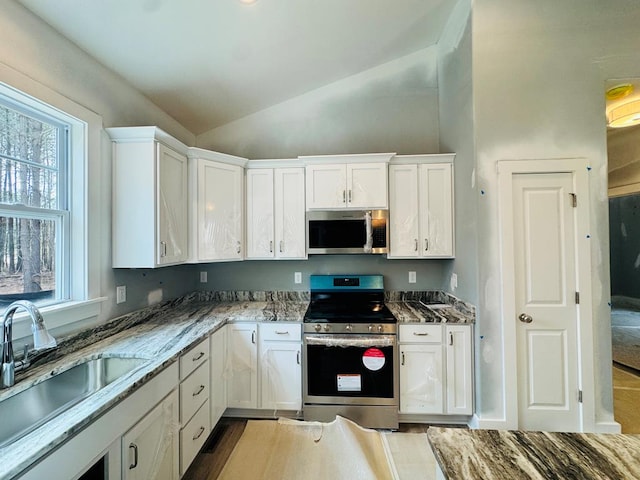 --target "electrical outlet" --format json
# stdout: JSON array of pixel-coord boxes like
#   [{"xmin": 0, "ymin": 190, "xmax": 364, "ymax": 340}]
[
  {"xmin": 294, "ymin": 272, "xmax": 302, "ymax": 284},
  {"xmin": 148, "ymin": 288, "xmax": 163, "ymax": 305},
  {"xmin": 116, "ymin": 285, "xmax": 126, "ymax": 304},
  {"xmin": 450, "ymin": 273, "xmax": 458, "ymax": 290},
  {"xmin": 200, "ymin": 271, "xmax": 208, "ymax": 283},
  {"xmin": 408, "ymin": 271, "xmax": 416, "ymax": 283}
]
